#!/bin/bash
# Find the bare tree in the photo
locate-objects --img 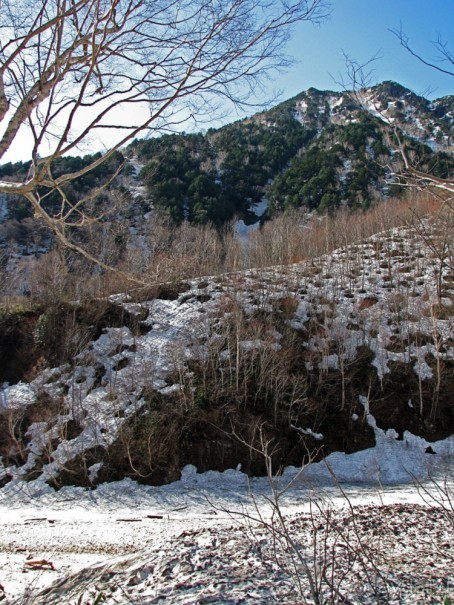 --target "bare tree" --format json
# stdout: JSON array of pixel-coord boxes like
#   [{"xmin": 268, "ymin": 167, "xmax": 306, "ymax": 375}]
[
  {"xmin": 388, "ymin": 28, "xmax": 454, "ymax": 195},
  {"xmin": 0, "ymin": 0, "xmax": 329, "ymax": 266},
  {"xmin": 389, "ymin": 25, "xmax": 454, "ymax": 79},
  {"xmin": 381, "ymin": 27, "xmax": 454, "ymax": 308},
  {"xmin": 340, "ymin": 41, "xmax": 454, "ymax": 197}
]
